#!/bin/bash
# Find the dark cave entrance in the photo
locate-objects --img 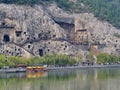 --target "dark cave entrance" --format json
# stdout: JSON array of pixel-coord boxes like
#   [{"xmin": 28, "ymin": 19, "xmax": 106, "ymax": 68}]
[
  {"xmin": 39, "ymin": 49, "xmax": 43, "ymax": 56},
  {"xmin": 55, "ymin": 22, "xmax": 75, "ymax": 32},
  {"xmin": 15, "ymin": 31, "xmax": 22, "ymax": 37},
  {"xmin": 3, "ymin": 34, "xmax": 10, "ymax": 42}
]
